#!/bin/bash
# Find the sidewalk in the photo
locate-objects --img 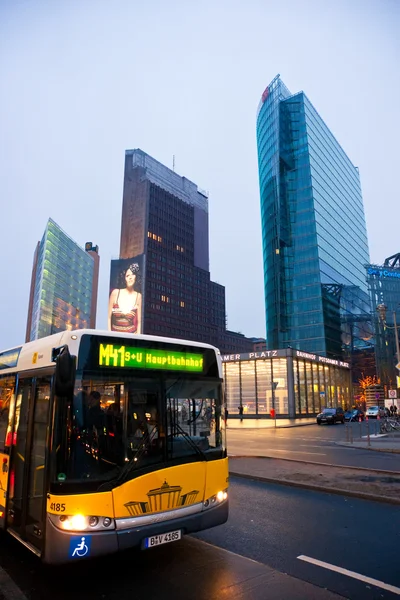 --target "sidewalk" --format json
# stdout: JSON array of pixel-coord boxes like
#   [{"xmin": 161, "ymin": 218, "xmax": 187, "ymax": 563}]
[
  {"xmin": 227, "ymin": 417, "xmax": 316, "ymax": 429},
  {"xmin": 336, "ymin": 431, "xmax": 400, "ymax": 454},
  {"xmin": 229, "ymin": 446, "xmax": 400, "ymax": 505}
]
